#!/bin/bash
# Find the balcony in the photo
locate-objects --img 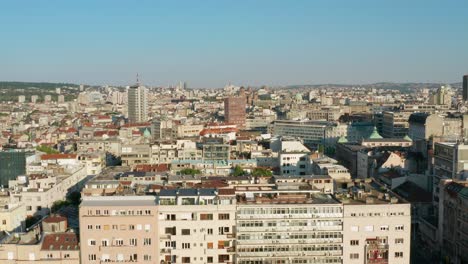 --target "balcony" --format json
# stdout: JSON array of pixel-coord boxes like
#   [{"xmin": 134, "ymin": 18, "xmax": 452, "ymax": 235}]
[
  {"xmin": 236, "ymin": 238, "xmax": 342, "ymax": 245},
  {"xmin": 367, "ymin": 259, "xmax": 389, "ymax": 264},
  {"xmin": 161, "ymin": 248, "xmax": 172, "ymax": 253}
]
